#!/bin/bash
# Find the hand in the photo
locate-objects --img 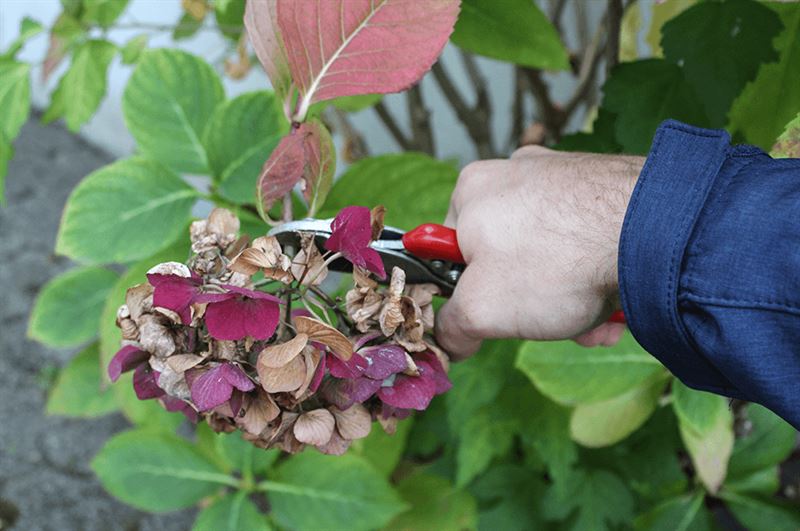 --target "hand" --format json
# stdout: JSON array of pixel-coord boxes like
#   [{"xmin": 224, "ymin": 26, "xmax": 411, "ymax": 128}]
[{"xmin": 435, "ymin": 145, "xmax": 644, "ymax": 360}]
